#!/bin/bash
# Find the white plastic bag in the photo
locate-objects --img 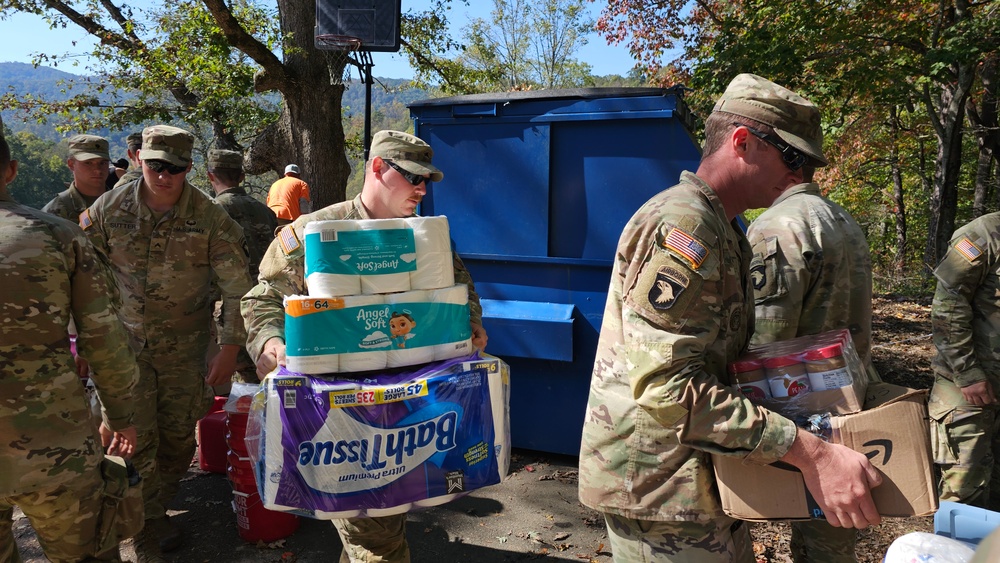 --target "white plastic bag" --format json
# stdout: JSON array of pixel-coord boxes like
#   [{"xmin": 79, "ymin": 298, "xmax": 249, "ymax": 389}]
[{"xmin": 884, "ymin": 532, "xmax": 976, "ymax": 563}]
